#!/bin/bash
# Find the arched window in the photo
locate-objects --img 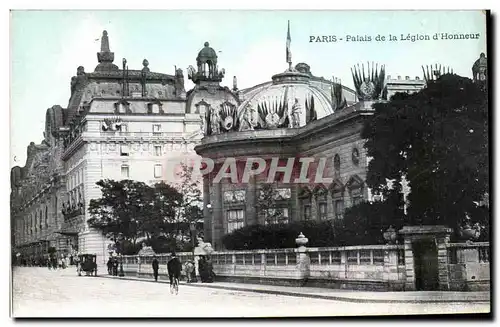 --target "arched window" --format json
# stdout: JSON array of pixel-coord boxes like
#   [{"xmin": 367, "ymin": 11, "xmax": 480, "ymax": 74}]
[
  {"xmin": 298, "ymin": 187, "xmax": 312, "ymax": 221},
  {"xmin": 330, "ymin": 181, "xmax": 345, "ymax": 220}
]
